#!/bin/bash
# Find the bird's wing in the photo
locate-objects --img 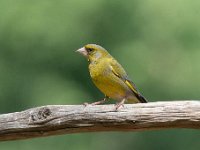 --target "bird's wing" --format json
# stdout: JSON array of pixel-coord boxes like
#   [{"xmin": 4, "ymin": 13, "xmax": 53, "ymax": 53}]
[
  {"xmin": 109, "ymin": 60, "xmax": 138, "ymax": 94},
  {"xmin": 110, "ymin": 59, "xmax": 147, "ymax": 103}
]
